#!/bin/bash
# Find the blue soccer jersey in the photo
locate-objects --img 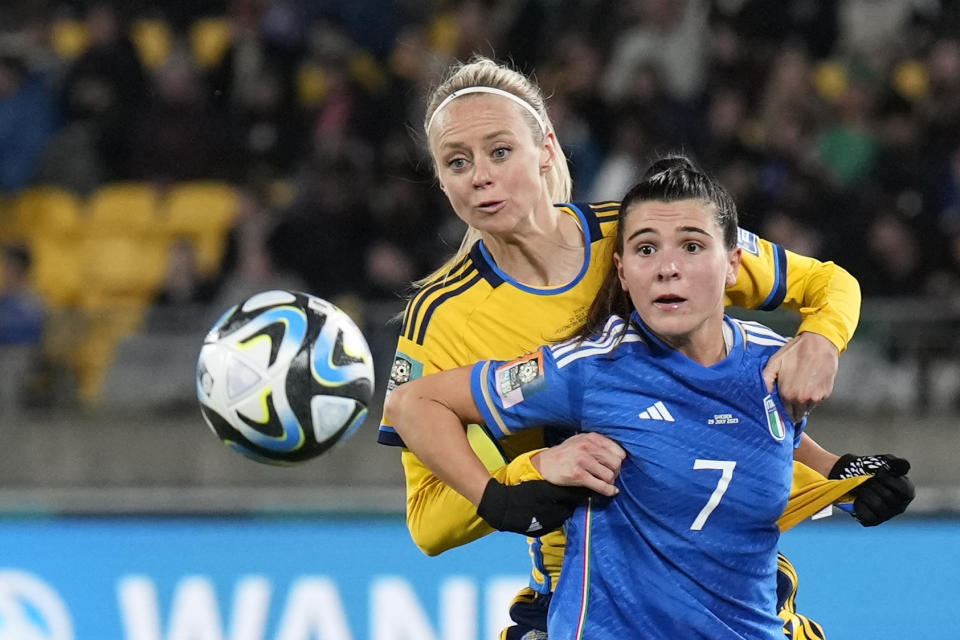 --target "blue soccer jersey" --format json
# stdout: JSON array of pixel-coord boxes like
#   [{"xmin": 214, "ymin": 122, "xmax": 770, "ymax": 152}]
[{"xmin": 470, "ymin": 313, "xmax": 802, "ymax": 640}]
